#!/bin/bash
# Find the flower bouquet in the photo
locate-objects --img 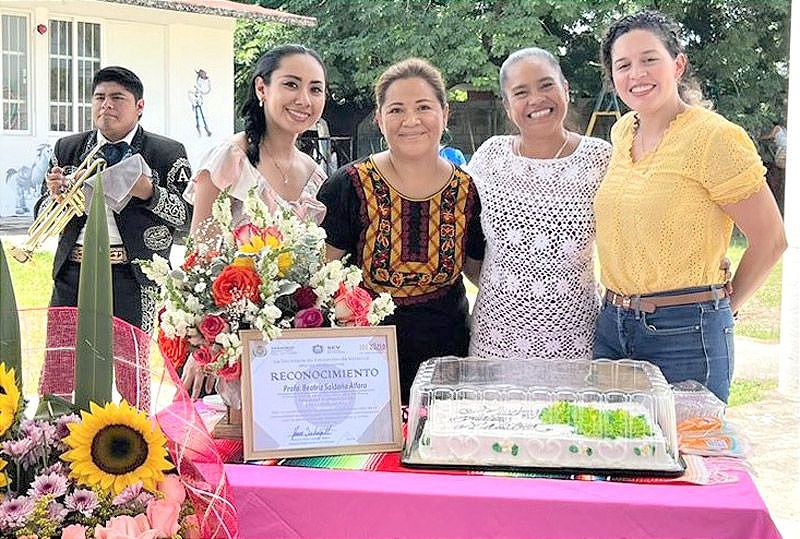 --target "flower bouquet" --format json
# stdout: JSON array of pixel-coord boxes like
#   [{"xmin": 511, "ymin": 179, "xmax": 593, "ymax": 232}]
[
  {"xmin": 141, "ymin": 189, "xmax": 395, "ymax": 411},
  {"xmin": 0, "ymin": 363, "xmax": 198, "ymax": 539}
]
